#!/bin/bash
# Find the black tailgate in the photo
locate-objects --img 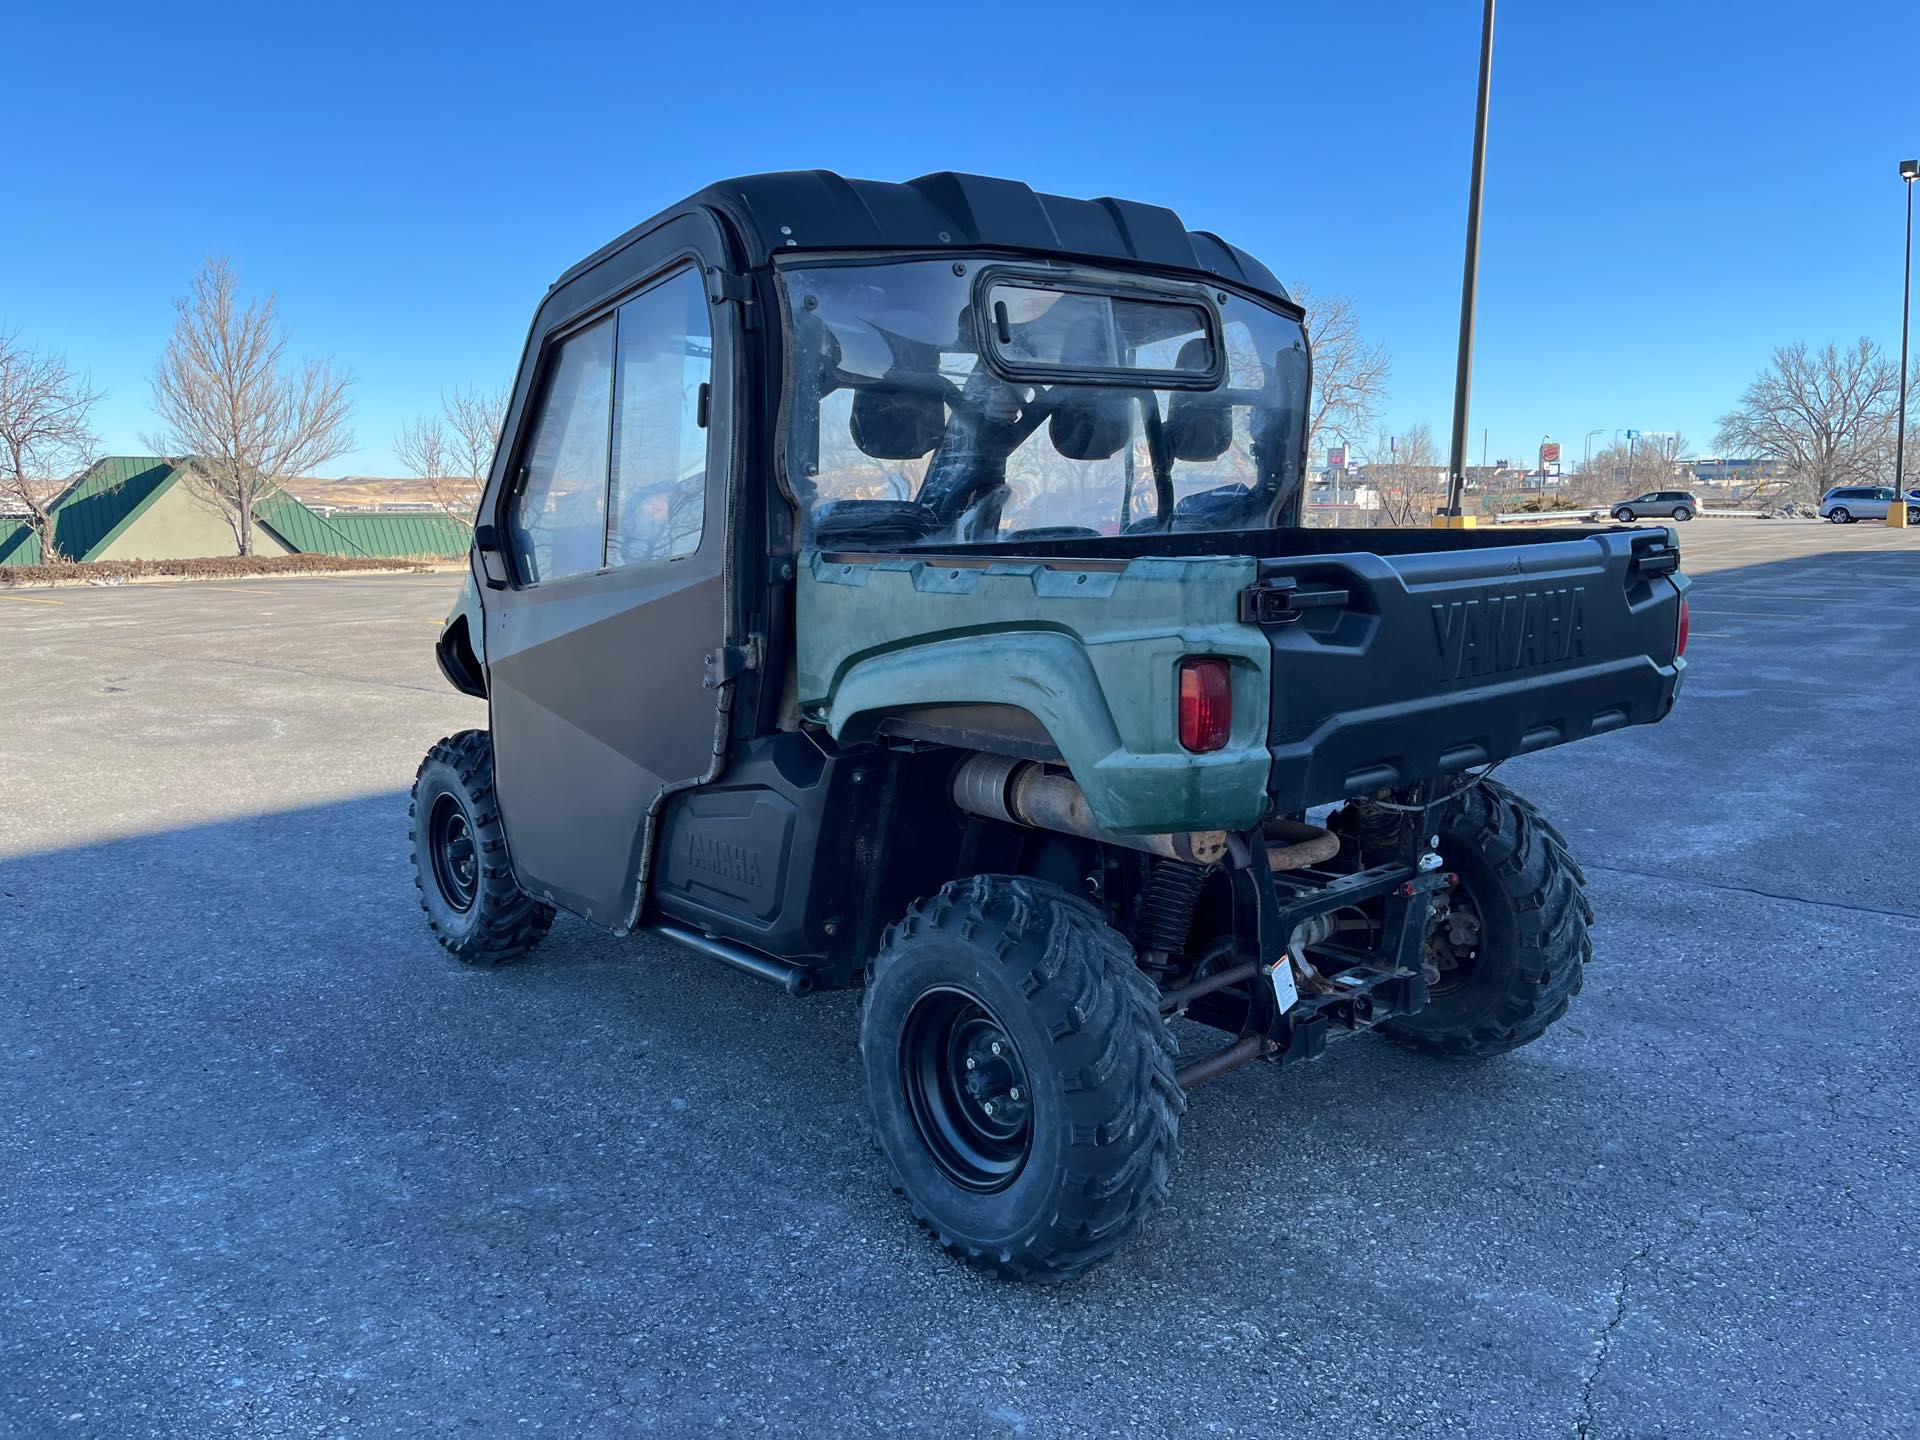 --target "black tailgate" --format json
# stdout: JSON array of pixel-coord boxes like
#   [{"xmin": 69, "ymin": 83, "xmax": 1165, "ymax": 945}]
[{"xmin": 1254, "ymin": 529, "xmax": 1687, "ymax": 812}]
